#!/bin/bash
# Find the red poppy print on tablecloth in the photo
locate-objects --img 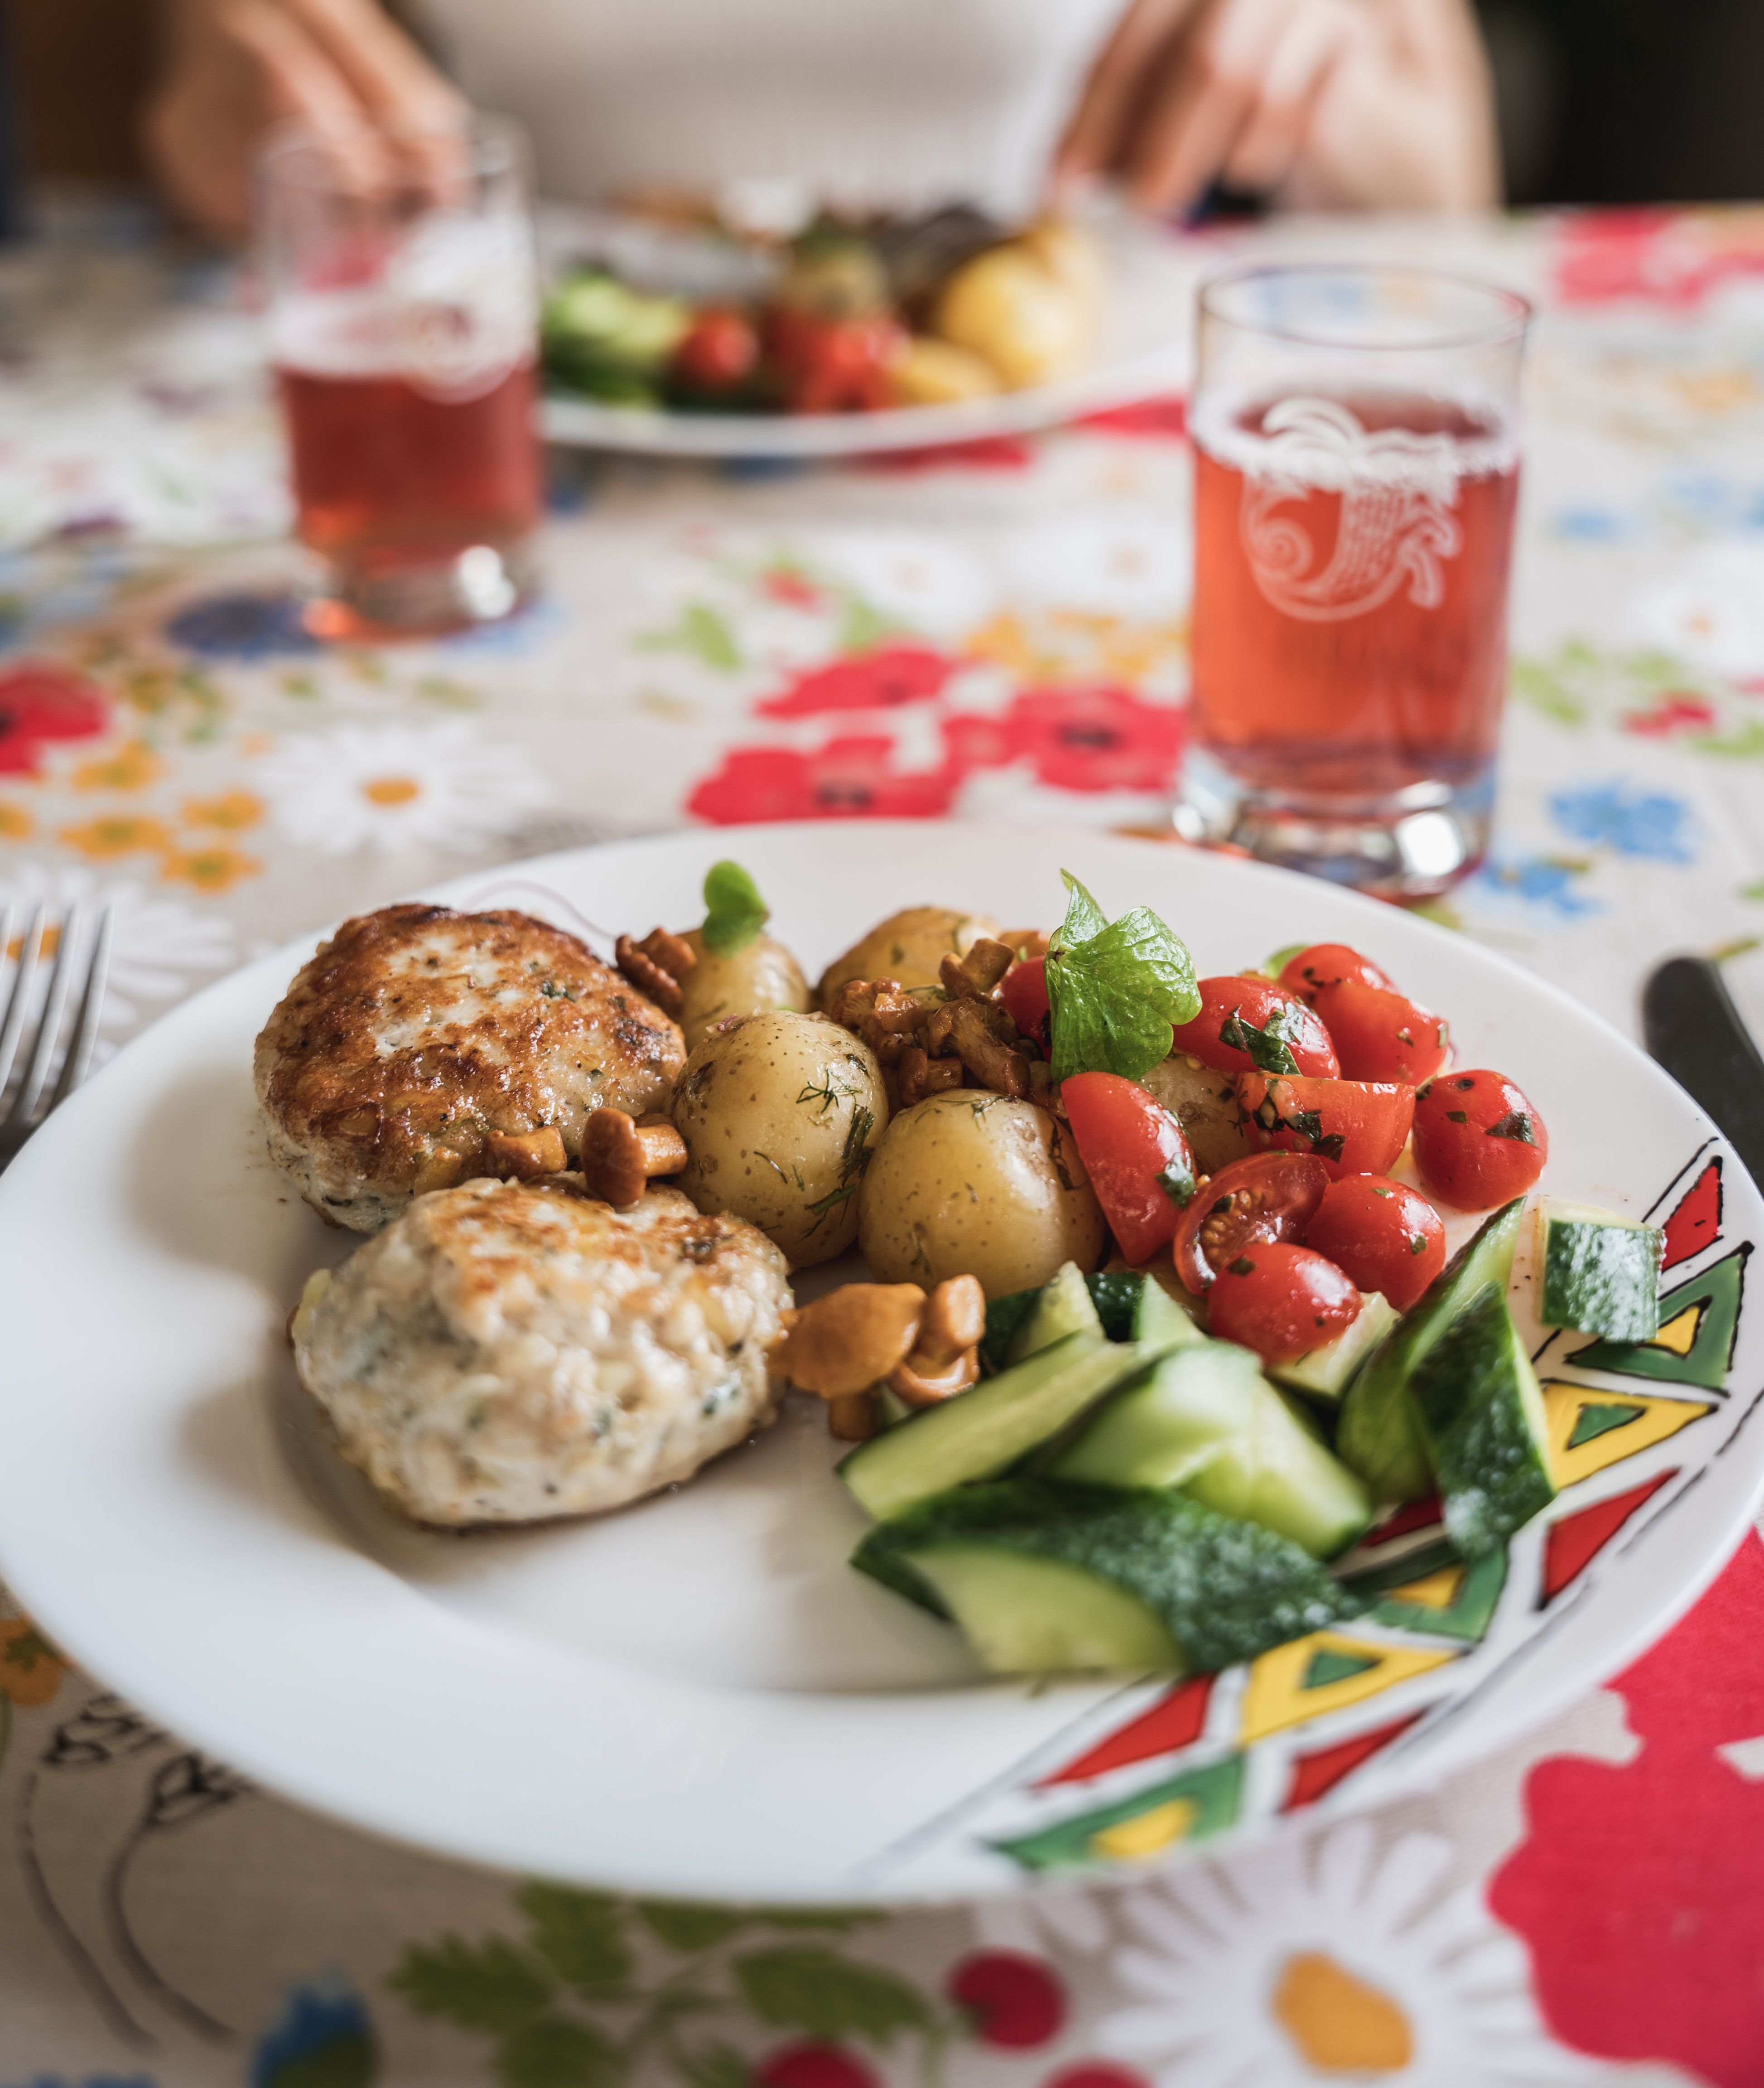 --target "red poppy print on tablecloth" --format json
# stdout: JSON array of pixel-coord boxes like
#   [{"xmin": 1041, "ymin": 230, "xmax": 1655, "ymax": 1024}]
[
  {"xmin": 0, "ymin": 662, "xmax": 109, "ymax": 775},
  {"xmin": 946, "ymin": 1952, "xmax": 1066, "ymax": 2049},
  {"xmin": 756, "ymin": 643, "xmax": 961, "ymax": 718},
  {"xmin": 1075, "ymin": 394, "xmax": 1188, "ymax": 440},
  {"xmin": 1552, "ymin": 208, "xmax": 1764, "ymax": 309},
  {"xmin": 861, "ymin": 435, "xmax": 1034, "ymax": 474},
  {"xmin": 944, "ymin": 686, "xmax": 1183, "ymax": 793},
  {"xmin": 1489, "ymin": 1530, "xmax": 1764, "ymax": 2085},
  {"xmin": 686, "ymin": 736, "xmax": 960, "ymax": 823},
  {"xmin": 1623, "ymin": 693, "xmax": 1719, "ymax": 738}
]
